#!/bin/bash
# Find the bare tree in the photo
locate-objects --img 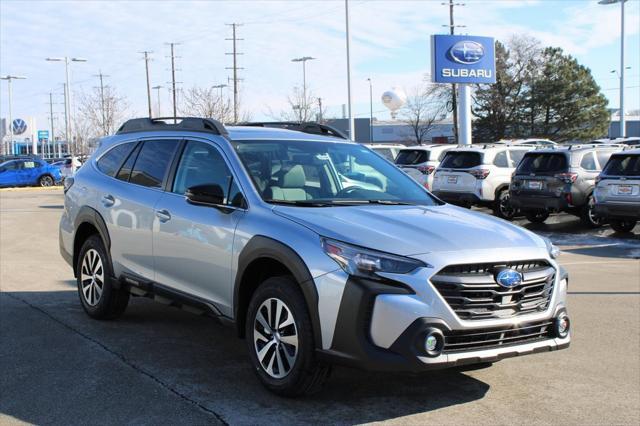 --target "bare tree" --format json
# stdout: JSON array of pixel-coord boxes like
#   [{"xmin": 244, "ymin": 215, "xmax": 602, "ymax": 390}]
[
  {"xmin": 179, "ymin": 86, "xmax": 235, "ymax": 123},
  {"xmin": 268, "ymin": 87, "xmax": 325, "ymax": 122},
  {"xmin": 76, "ymin": 86, "xmax": 130, "ymax": 139},
  {"xmin": 401, "ymin": 84, "xmax": 448, "ymax": 145}
]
